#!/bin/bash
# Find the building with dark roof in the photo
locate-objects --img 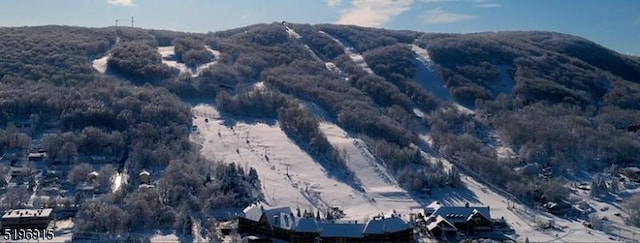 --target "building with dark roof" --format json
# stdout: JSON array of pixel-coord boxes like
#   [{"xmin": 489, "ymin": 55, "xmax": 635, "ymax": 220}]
[
  {"xmin": 1, "ymin": 208, "xmax": 53, "ymax": 230},
  {"xmin": 238, "ymin": 203, "xmax": 413, "ymax": 242},
  {"xmin": 424, "ymin": 201, "xmax": 493, "ymax": 240}
]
